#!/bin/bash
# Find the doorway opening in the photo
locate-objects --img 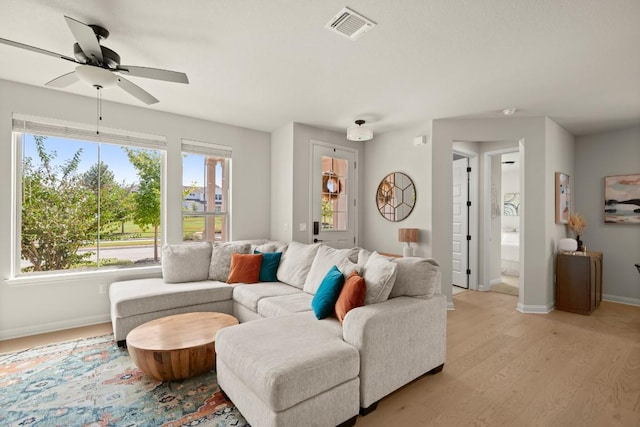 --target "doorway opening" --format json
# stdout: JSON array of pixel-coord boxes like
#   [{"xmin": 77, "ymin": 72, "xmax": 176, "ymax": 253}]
[{"xmin": 483, "ymin": 147, "xmax": 522, "ymax": 298}]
